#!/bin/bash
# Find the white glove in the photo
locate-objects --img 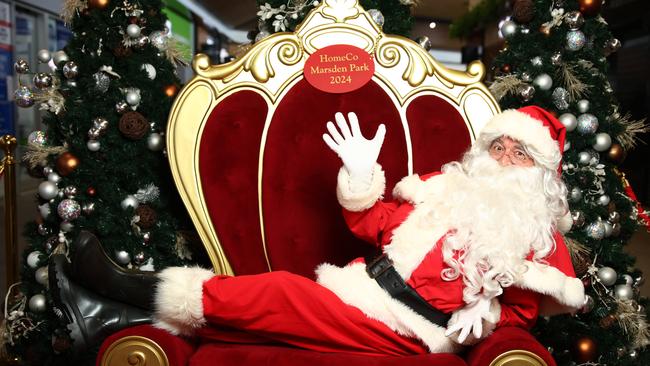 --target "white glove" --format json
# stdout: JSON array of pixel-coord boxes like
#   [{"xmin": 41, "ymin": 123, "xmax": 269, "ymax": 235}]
[
  {"xmin": 445, "ymin": 295, "xmax": 499, "ymax": 345},
  {"xmin": 322, "ymin": 112, "xmax": 386, "ymax": 192}
]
